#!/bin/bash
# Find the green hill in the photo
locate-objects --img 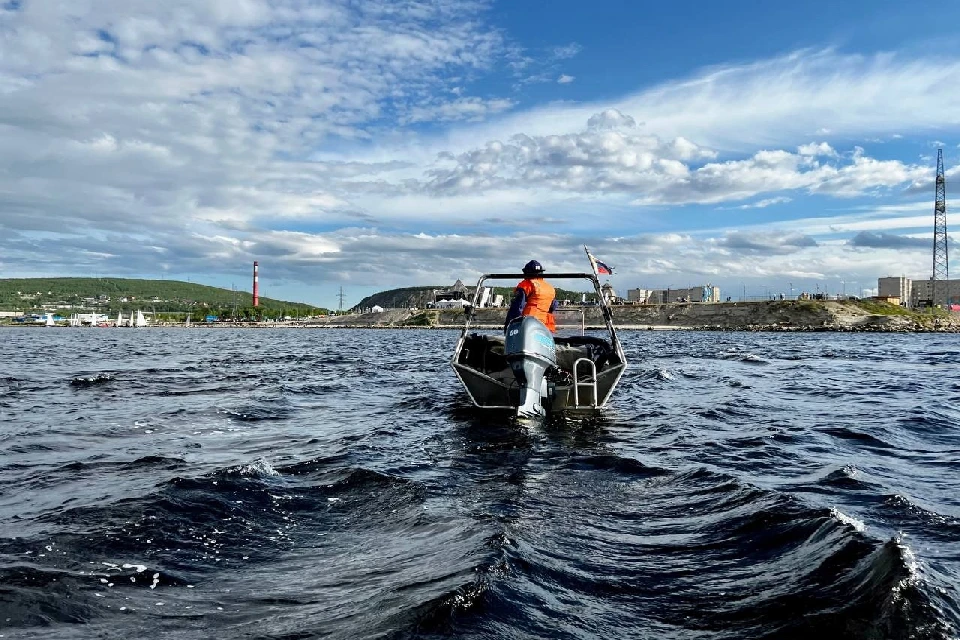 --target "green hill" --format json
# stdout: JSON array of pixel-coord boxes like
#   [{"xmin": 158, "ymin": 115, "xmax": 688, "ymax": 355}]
[
  {"xmin": 353, "ymin": 286, "xmax": 446, "ymax": 311},
  {"xmin": 0, "ymin": 277, "xmax": 327, "ymax": 319}
]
